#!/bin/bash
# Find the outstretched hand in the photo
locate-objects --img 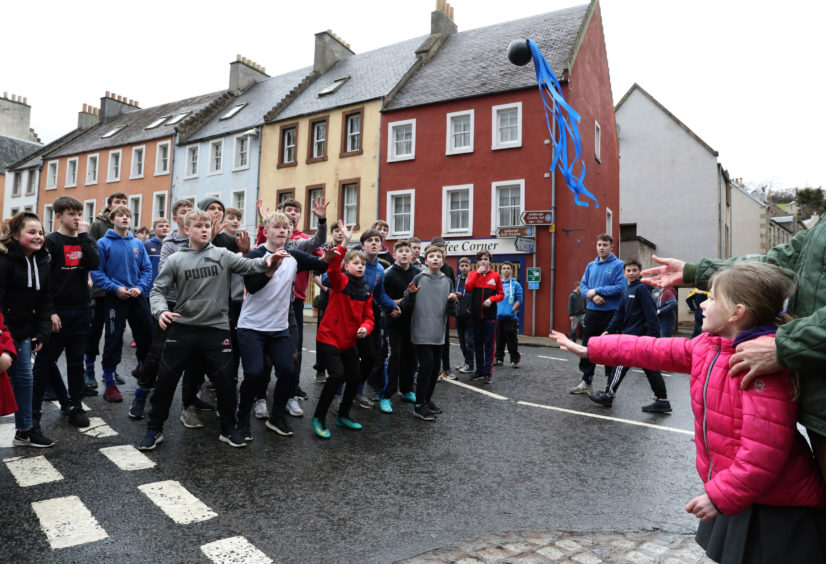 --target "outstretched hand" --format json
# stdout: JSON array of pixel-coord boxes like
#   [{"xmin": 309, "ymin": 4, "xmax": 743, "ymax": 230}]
[
  {"xmin": 640, "ymin": 255, "xmax": 686, "ymax": 288},
  {"xmin": 407, "ymin": 281, "xmax": 420, "ymax": 294},
  {"xmin": 211, "ymin": 214, "xmax": 227, "ymax": 240},
  {"xmin": 549, "ymin": 330, "xmax": 588, "ymax": 358},
  {"xmin": 337, "ymin": 220, "xmax": 352, "ymax": 245},
  {"xmin": 256, "ymin": 199, "xmax": 268, "ymax": 221},
  {"xmin": 311, "ymin": 196, "xmax": 329, "ymax": 220},
  {"xmin": 321, "ymin": 246, "xmax": 337, "ymax": 262}
]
